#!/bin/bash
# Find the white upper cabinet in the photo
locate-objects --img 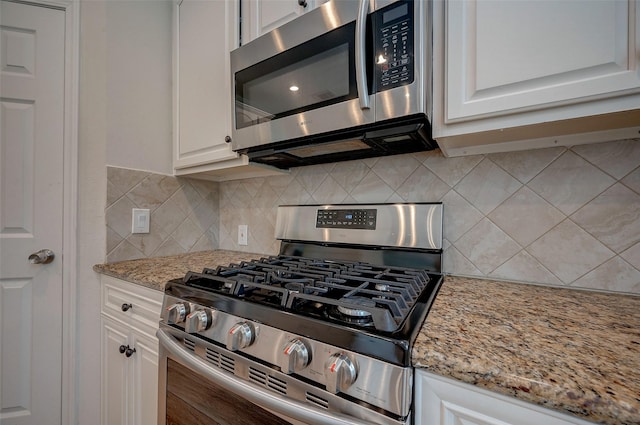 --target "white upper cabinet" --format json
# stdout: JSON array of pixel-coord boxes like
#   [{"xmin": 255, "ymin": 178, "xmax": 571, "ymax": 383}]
[
  {"xmin": 174, "ymin": 0, "xmax": 237, "ymax": 169},
  {"xmin": 242, "ymin": 0, "xmax": 328, "ymax": 44},
  {"xmin": 433, "ymin": 0, "xmax": 640, "ymax": 156},
  {"xmin": 173, "ymin": 0, "xmax": 283, "ymax": 181}
]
